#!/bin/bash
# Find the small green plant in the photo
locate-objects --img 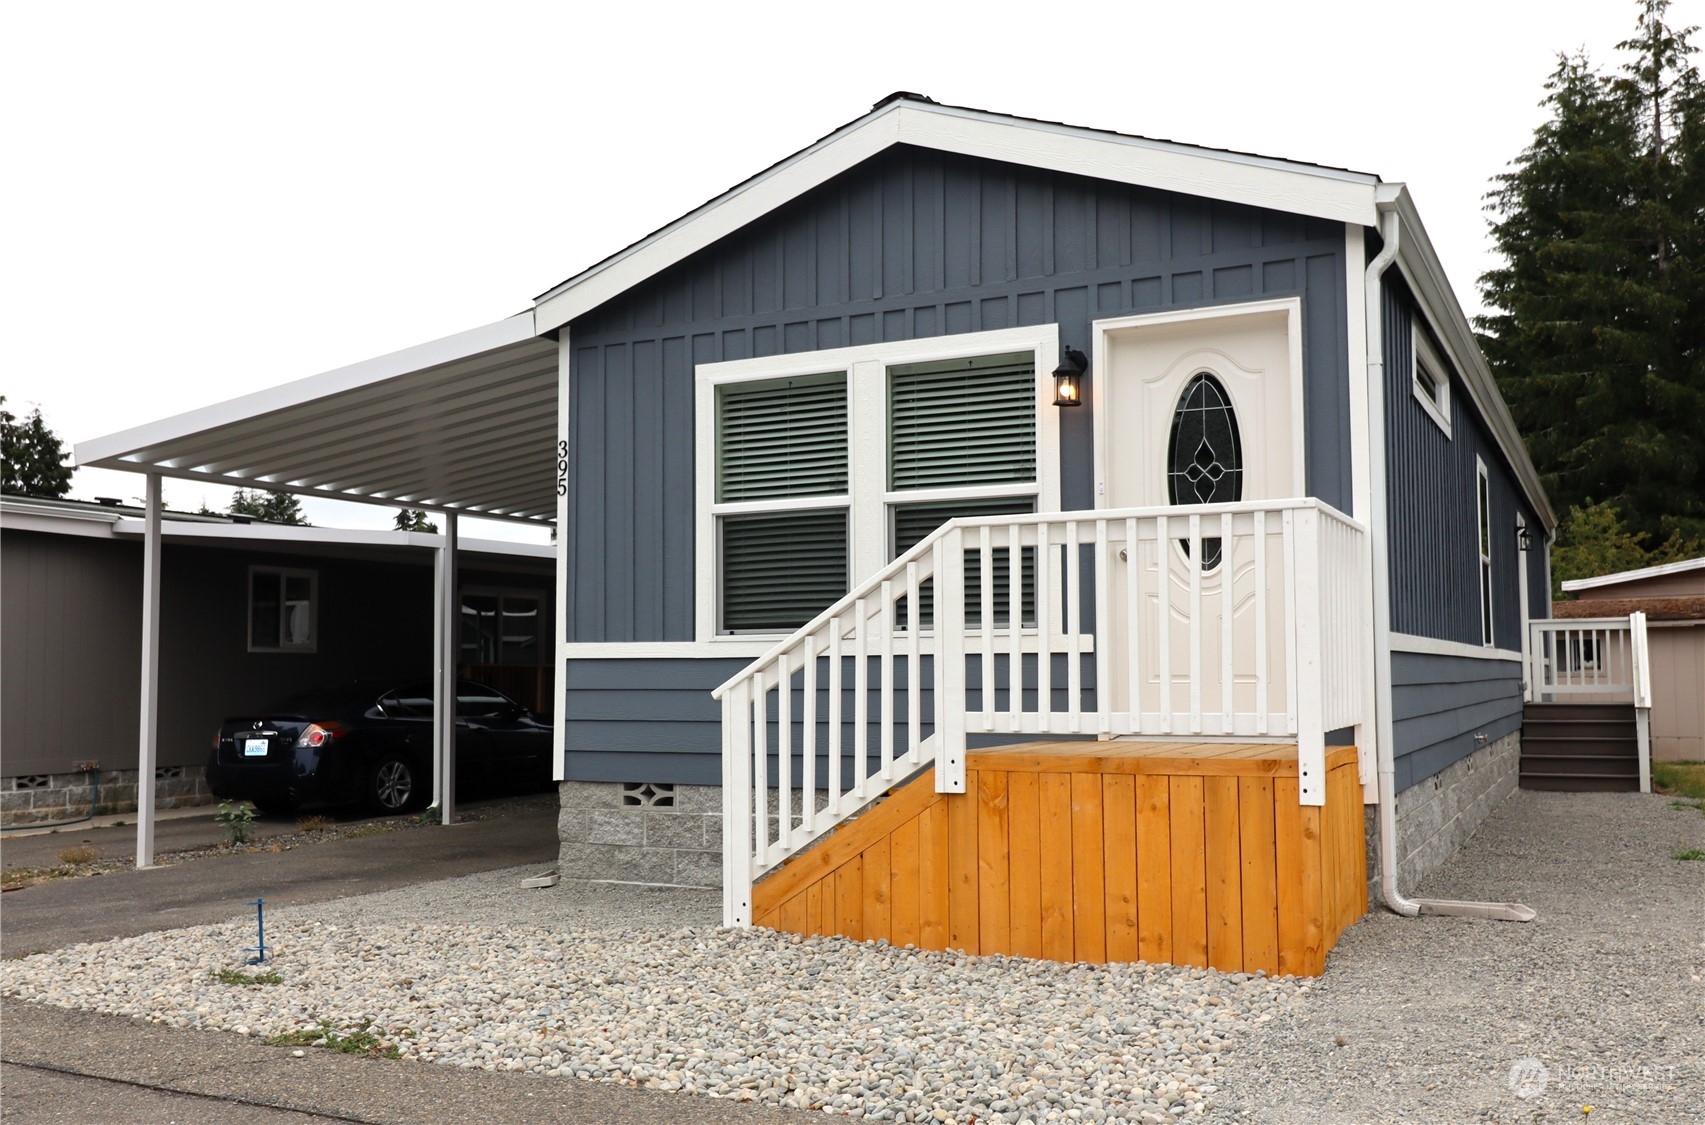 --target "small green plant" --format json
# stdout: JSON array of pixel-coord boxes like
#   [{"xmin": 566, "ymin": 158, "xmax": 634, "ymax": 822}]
[
  {"xmin": 294, "ymin": 815, "xmax": 330, "ymax": 833},
  {"xmin": 214, "ymin": 801, "xmax": 256, "ymax": 845},
  {"xmin": 1671, "ymin": 847, "xmax": 1705, "ymax": 862},
  {"xmin": 265, "ymin": 1018, "xmax": 398, "ymax": 1057},
  {"xmin": 211, "ymin": 967, "xmax": 283, "ymax": 985},
  {"xmin": 56, "ymin": 844, "xmax": 100, "ymax": 865},
  {"xmin": 344, "ymin": 823, "xmax": 391, "ymax": 839},
  {"xmin": 412, "ymin": 805, "xmax": 440, "ymax": 826}
]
